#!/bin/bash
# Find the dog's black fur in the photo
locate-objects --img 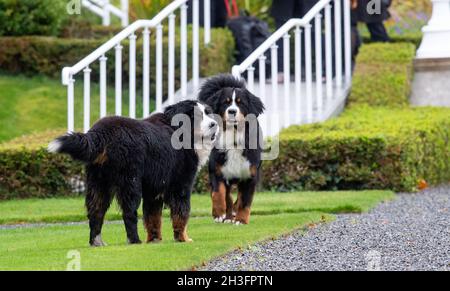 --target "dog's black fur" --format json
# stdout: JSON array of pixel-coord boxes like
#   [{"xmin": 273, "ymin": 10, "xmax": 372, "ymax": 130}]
[
  {"xmin": 49, "ymin": 100, "xmax": 217, "ymax": 246},
  {"xmin": 198, "ymin": 74, "xmax": 265, "ymax": 224}
]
